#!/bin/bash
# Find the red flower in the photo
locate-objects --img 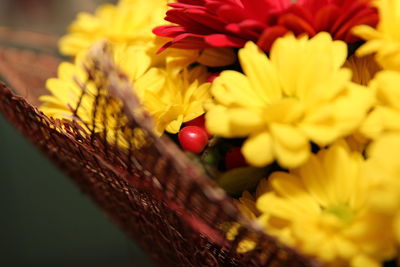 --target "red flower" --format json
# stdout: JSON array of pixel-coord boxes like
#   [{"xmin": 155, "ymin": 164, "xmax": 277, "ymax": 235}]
[{"xmin": 153, "ymin": 0, "xmax": 378, "ymax": 52}]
